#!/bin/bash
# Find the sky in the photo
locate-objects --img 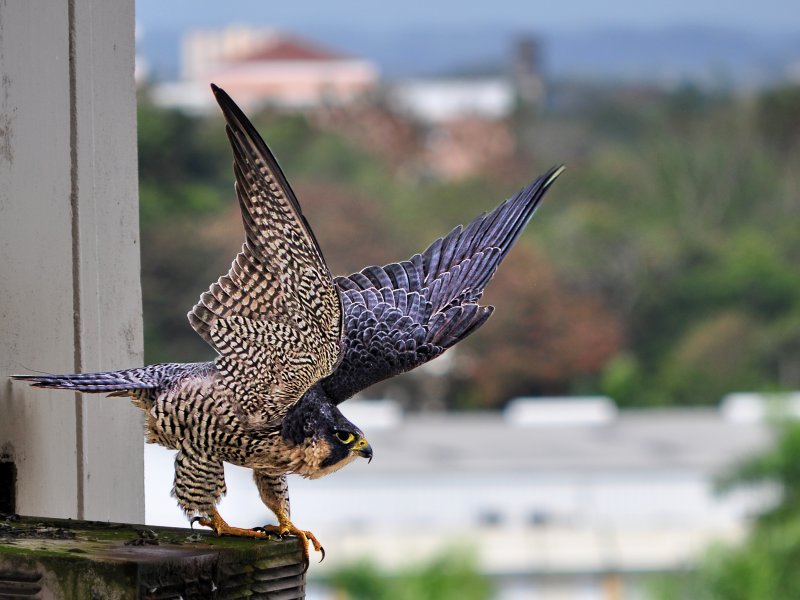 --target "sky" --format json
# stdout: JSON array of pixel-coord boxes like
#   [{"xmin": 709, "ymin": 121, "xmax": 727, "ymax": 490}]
[{"xmin": 136, "ymin": 0, "xmax": 800, "ymax": 35}]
